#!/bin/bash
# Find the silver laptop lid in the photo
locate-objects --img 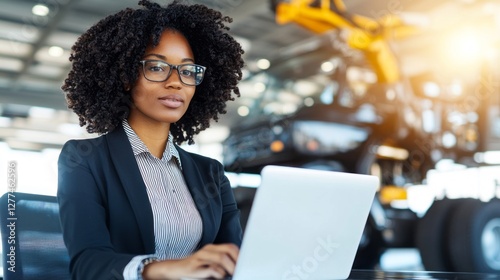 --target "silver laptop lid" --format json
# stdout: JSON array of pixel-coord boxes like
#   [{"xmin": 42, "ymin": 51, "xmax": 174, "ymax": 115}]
[{"xmin": 233, "ymin": 165, "xmax": 379, "ymax": 280}]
